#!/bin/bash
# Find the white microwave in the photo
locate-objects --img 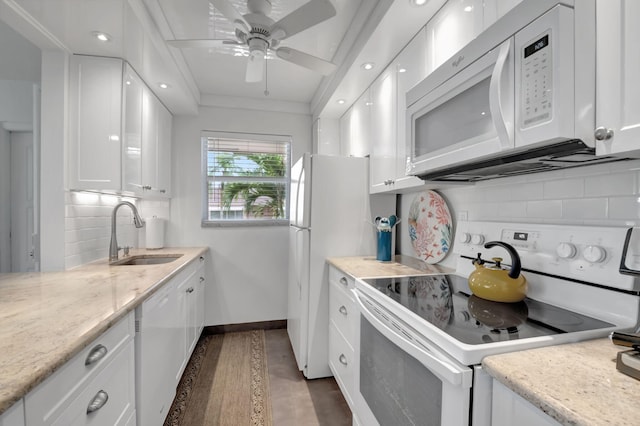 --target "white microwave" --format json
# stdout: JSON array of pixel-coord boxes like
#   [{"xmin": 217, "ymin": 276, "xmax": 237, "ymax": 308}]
[{"xmin": 406, "ymin": 1, "xmax": 616, "ymax": 182}]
